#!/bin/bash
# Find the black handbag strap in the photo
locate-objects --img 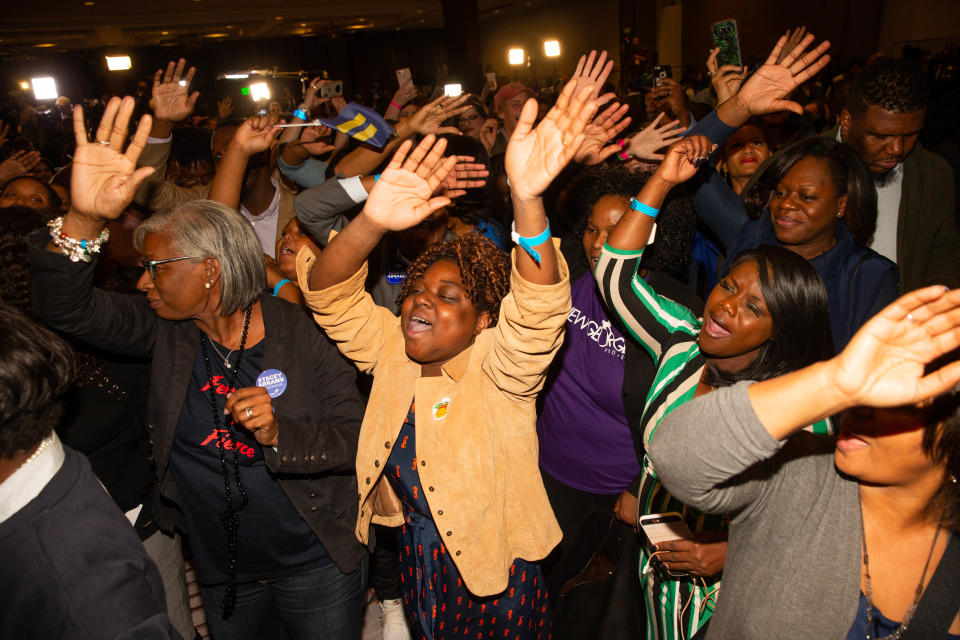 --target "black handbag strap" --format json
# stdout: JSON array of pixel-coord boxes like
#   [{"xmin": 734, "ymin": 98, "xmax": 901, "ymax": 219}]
[{"xmin": 903, "ymin": 531, "xmax": 960, "ymax": 640}]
